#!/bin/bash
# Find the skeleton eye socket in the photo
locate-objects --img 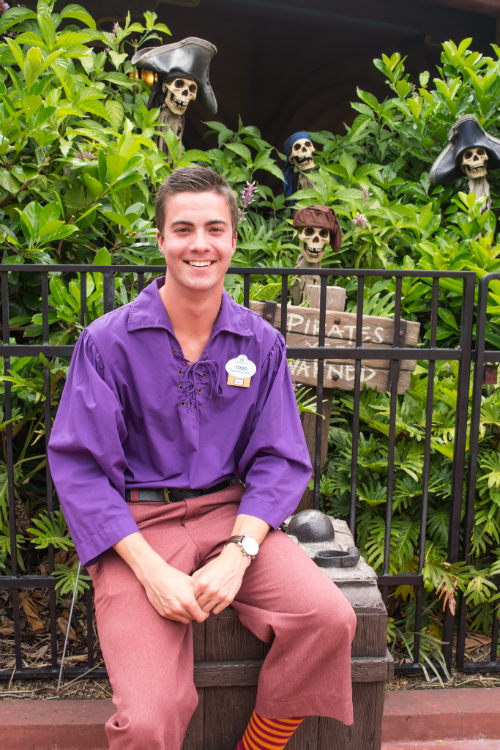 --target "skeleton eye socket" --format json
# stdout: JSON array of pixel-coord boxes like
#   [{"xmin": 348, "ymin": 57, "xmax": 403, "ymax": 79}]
[
  {"xmin": 304, "ymin": 228, "xmax": 315, "ymax": 236},
  {"xmin": 293, "ymin": 143, "xmax": 301, "ymax": 152},
  {"xmin": 464, "ymin": 150, "xmax": 473, "ymax": 160},
  {"xmin": 477, "ymin": 148, "xmax": 486, "ymax": 156},
  {"xmin": 189, "ymin": 84, "xmax": 197, "ymax": 94},
  {"xmin": 319, "ymin": 229, "xmax": 329, "ymax": 239},
  {"xmin": 174, "ymin": 79, "xmax": 184, "ymax": 88},
  {"xmin": 304, "ymin": 141, "xmax": 312, "ymax": 149}
]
